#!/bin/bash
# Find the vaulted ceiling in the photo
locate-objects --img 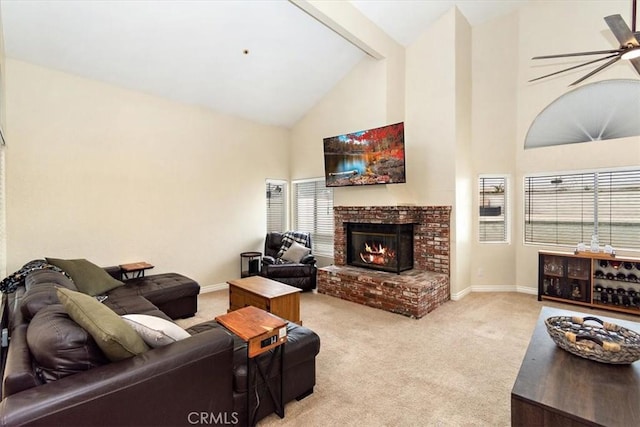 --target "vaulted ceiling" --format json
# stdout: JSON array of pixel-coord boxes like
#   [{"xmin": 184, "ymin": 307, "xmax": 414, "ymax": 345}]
[{"xmin": 1, "ymin": 0, "xmax": 528, "ymax": 128}]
